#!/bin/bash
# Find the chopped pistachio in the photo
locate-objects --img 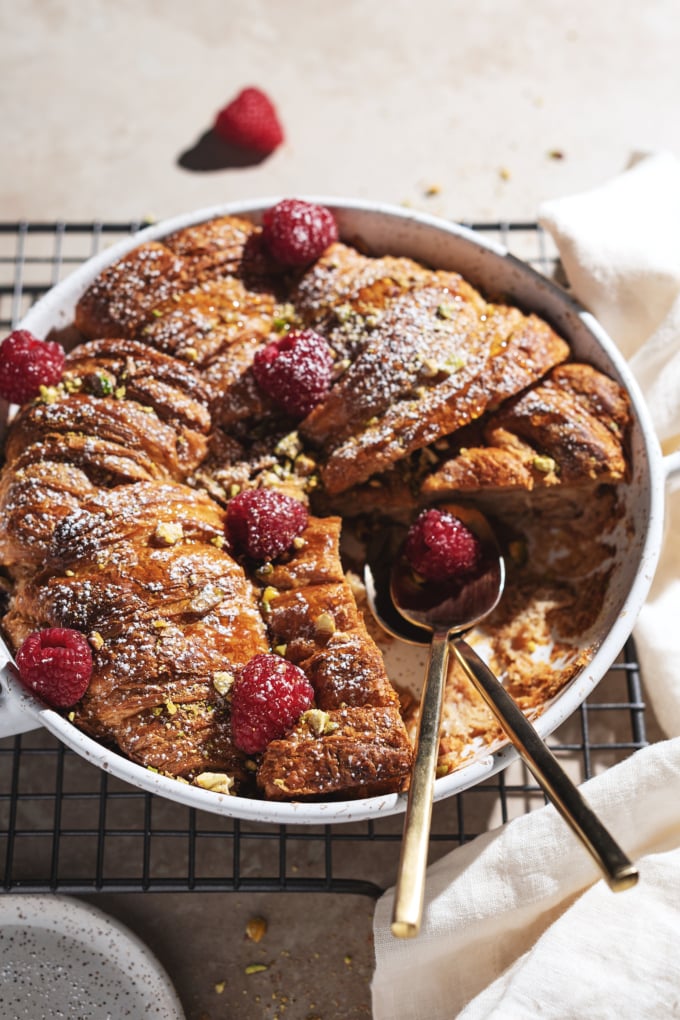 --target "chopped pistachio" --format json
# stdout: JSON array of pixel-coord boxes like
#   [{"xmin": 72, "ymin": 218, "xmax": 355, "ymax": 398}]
[
  {"xmin": 64, "ymin": 569, "xmax": 75, "ymax": 577},
  {"xmin": 261, "ymin": 586, "xmax": 279, "ymax": 608},
  {"xmin": 273, "ymin": 644, "xmax": 288, "ymax": 657},
  {"xmin": 152, "ymin": 618, "xmax": 169, "ymax": 629},
  {"xmin": 214, "ymin": 981, "xmax": 226, "ymax": 994},
  {"xmin": 181, "ymin": 346, "xmax": 198, "ymax": 362},
  {"xmin": 228, "ymin": 483, "xmax": 241, "ymax": 498},
  {"xmin": 63, "ymin": 376, "xmax": 82, "ymax": 393},
  {"xmin": 274, "ymin": 431, "xmax": 302, "ymax": 460},
  {"xmin": 532, "ymin": 455, "xmax": 557, "ymax": 474},
  {"xmin": 153, "ymin": 520, "xmax": 184, "ymax": 546},
  {"xmin": 292, "ymin": 536, "xmax": 306, "ymax": 550},
  {"xmin": 165, "ymin": 699, "xmax": 178, "ymax": 716},
  {"xmin": 88, "ymin": 631, "xmax": 104, "ymax": 652},
  {"xmin": 314, "ymin": 612, "xmax": 336, "ymax": 637},
  {"xmin": 436, "ymin": 303, "xmax": 456, "ymax": 320},
  {"xmin": 245, "ymin": 916, "xmax": 268, "ymax": 943},
  {"xmin": 67, "ymin": 711, "xmax": 75, "ymax": 722},
  {"xmin": 151, "ymin": 308, "xmax": 163, "ymax": 317},
  {"xmin": 245, "ymin": 964, "xmax": 268, "ymax": 976},
  {"xmin": 213, "ymin": 670, "xmax": 235, "ymax": 696},
  {"xmin": 256, "ymin": 562, "xmax": 274, "ymax": 579},
  {"xmin": 273, "ymin": 778, "xmax": 288, "ymax": 791},
  {"xmin": 301, "ymin": 708, "xmax": 338, "ymax": 736},
  {"xmin": 38, "ymin": 384, "xmax": 61, "ymax": 404},
  {"xmin": 195, "ymin": 771, "xmax": 235, "ymax": 795},
  {"xmin": 293, "ymin": 453, "xmax": 317, "ymax": 476},
  {"xmin": 95, "ymin": 372, "xmax": 115, "ymax": 396},
  {"xmin": 114, "ymin": 385, "xmax": 126, "ymax": 399},
  {"xmin": 210, "ymin": 535, "xmax": 225, "ymax": 549}
]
